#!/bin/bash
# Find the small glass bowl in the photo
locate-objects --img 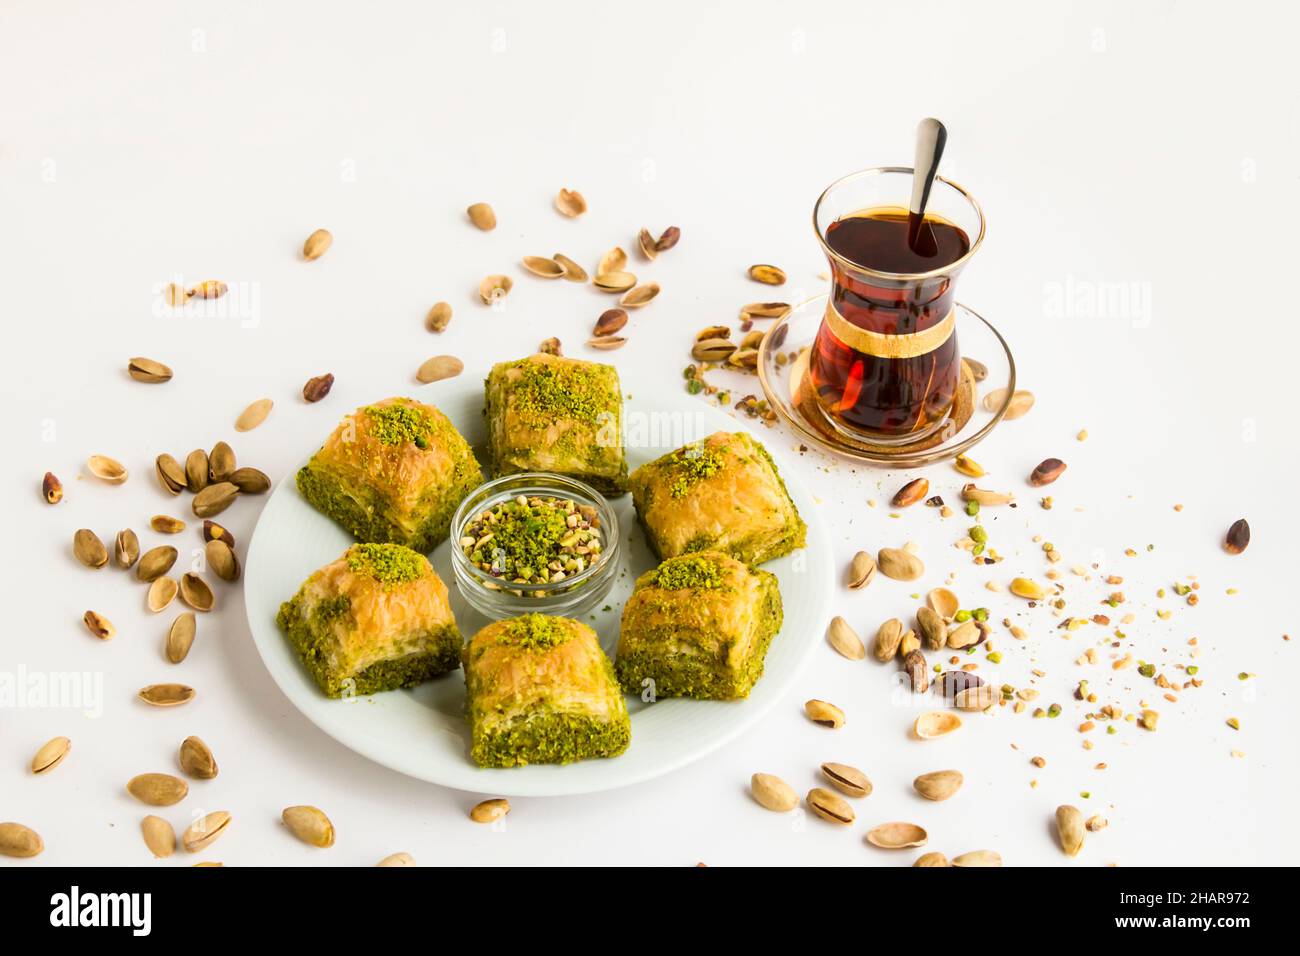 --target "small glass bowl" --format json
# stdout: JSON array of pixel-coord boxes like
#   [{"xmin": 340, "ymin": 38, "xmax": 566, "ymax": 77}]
[{"xmin": 448, "ymin": 472, "xmax": 621, "ymax": 621}]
